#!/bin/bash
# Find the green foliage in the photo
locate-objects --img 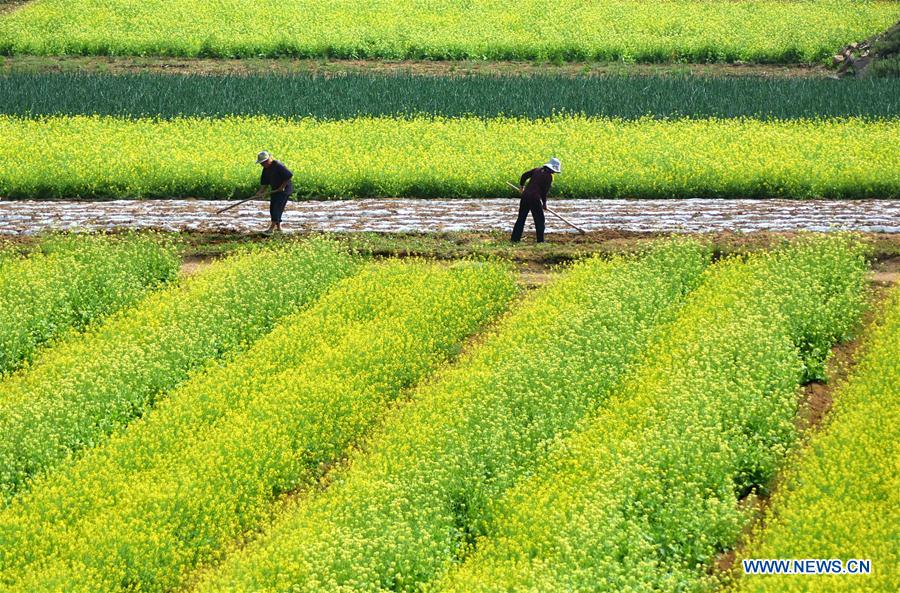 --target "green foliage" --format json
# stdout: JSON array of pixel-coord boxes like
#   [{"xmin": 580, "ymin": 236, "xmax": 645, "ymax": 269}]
[
  {"xmin": 0, "ymin": 259, "xmax": 516, "ymax": 593},
  {"xmin": 0, "ymin": 232, "xmax": 179, "ymax": 374},
  {"xmin": 0, "ymin": 1, "xmax": 896, "ymax": 63},
  {"xmin": 2, "ymin": 115, "xmax": 898, "ymax": 200},
  {"xmin": 0, "ymin": 238, "xmax": 356, "ymax": 502},
  {"xmin": 2, "ymin": 72, "xmax": 899, "ymax": 119},
  {"xmin": 733, "ymin": 285, "xmax": 900, "ymax": 593},
  {"xmin": 192, "ymin": 239, "xmax": 711, "ymax": 592},
  {"xmin": 433, "ymin": 234, "xmax": 870, "ymax": 593}
]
